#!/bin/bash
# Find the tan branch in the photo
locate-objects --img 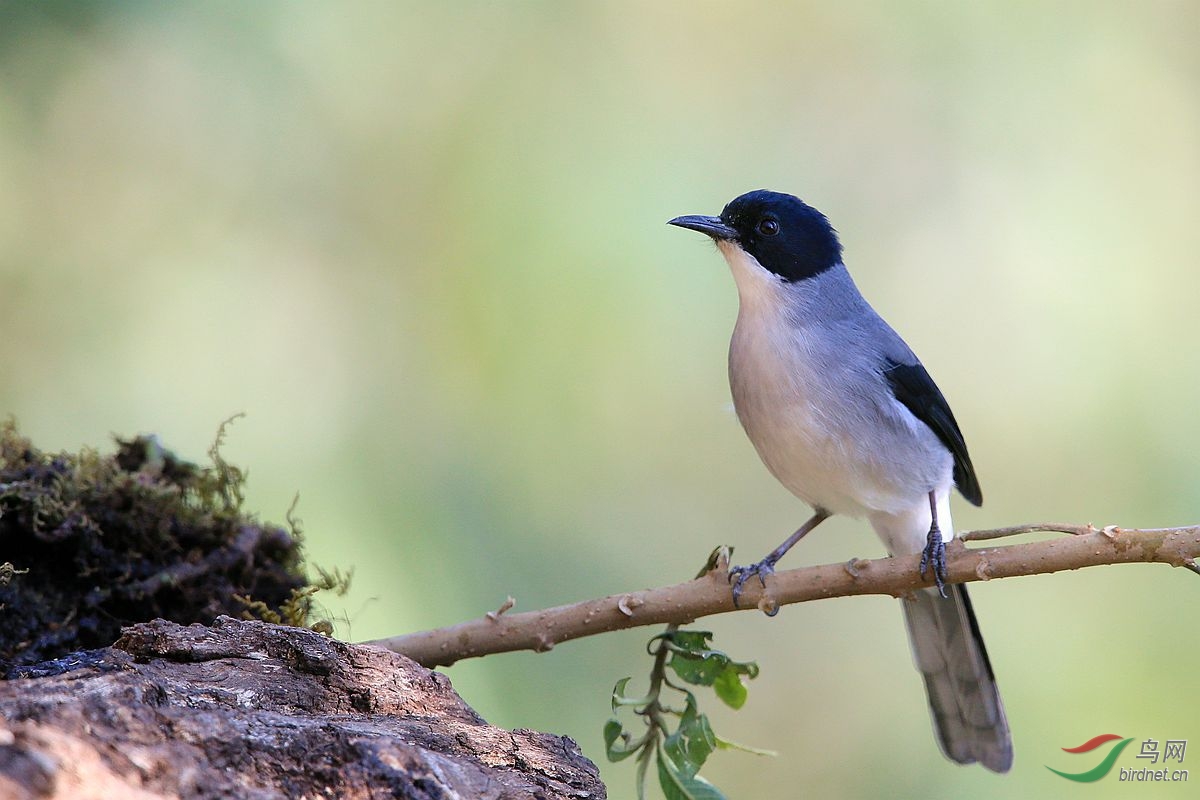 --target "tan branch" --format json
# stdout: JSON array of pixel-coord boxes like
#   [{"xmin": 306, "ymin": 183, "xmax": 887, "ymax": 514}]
[{"xmin": 366, "ymin": 524, "xmax": 1200, "ymax": 668}]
